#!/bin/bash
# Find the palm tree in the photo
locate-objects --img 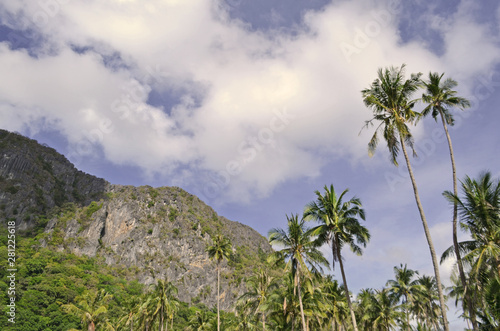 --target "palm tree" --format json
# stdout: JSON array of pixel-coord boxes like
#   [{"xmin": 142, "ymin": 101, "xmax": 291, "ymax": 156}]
[
  {"xmin": 322, "ymin": 275, "xmax": 349, "ymax": 331},
  {"xmin": 443, "ymin": 172, "xmax": 500, "ymax": 327},
  {"xmin": 361, "ymin": 64, "xmax": 449, "ymax": 331},
  {"xmin": 360, "ymin": 288, "xmax": 401, "ymax": 330},
  {"xmin": 206, "ymin": 234, "xmax": 232, "ymax": 331},
  {"xmin": 415, "ymin": 275, "xmax": 443, "ymax": 330},
  {"xmin": 268, "ymin": 214, "xmax": 329, "ymax": 331},
  {"xmin": 238, "ymin": 268, "xmax": 279, "ymax": 330},
  {"xmin": 443, "ymin": 172, "xmax": 500, "ymax": 276},
  {"xmin": 421, "ymin": 71, "xmax": 476, "ymax": 330},
  {"xmin": 386, "ymin": 264, "xmax": 423, "ymax": 331},
  {"xmin": 62, "ymin": 289, "xmax": 113, "ymax": 331},
  {"xmin": 304, "ymin": 184, "xmax": 370, "ymax": 331},
  {"xmin": 149, "ymin": 279, "xmax": 179, "ymax": 331},
  {"xmin": 187, "ymin": 310, "xmax": 214, "ymax": 331}
]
